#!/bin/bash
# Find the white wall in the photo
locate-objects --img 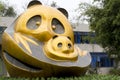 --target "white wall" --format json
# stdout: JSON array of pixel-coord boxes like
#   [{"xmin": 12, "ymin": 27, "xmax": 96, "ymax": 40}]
[
  {"xmin": 97, "ymin": 67, "xmax": 112, "ymax": 74},
  {"xmin": 76, "ymin": 44, "xmax": 104, "ymax": 52}
]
